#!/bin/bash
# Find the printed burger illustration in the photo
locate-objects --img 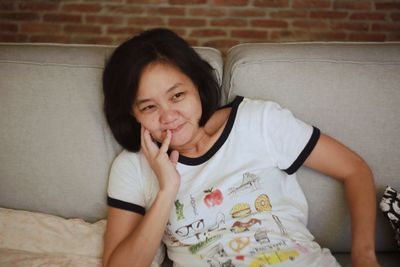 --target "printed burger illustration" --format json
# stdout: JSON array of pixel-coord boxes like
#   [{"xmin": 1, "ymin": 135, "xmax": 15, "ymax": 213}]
[{"xmin": 230, "ymin": 203, "xmax": 252, "ymax": 218}]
